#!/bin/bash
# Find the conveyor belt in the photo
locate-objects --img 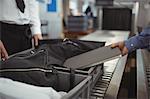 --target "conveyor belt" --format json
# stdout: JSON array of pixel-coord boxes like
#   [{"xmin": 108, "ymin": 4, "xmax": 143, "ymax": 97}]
[
  {"xmin": 90, "ymin": 71, "xmax": 113, "ymax": 99},
  {"xmin": 146, "ymin": 67, "xmax": 150, "ymax": 92},
  {"xmin": 142, "ymin": 50, "xmax": 150, "ymax": 98},
  {"xmin": 80, "ymin": 30, "xmax": 129, "ymax": 99},
  {"xmin": 90, "ymin": 58, "xmax": 120, "ymax": 99}
]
